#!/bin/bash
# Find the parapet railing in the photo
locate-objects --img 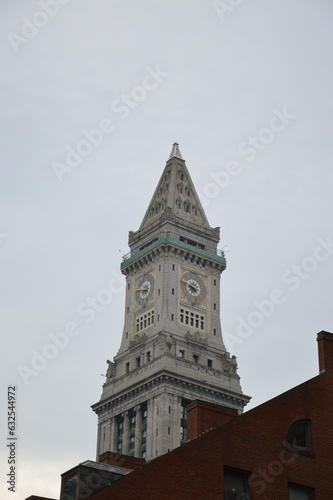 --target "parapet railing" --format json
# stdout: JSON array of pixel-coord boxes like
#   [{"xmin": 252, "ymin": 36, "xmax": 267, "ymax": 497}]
[{"xmin": 121, "ymin": 237, "xmax": 226, "ymax": 269}]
